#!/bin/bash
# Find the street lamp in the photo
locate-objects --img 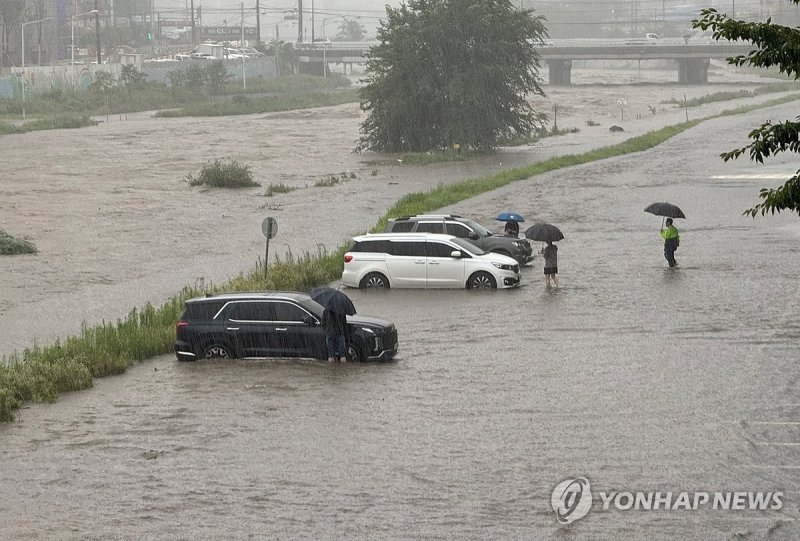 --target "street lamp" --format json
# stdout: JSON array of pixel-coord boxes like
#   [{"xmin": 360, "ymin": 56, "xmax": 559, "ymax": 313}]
[
  {"xmin": 71, "ymin": 9, "xmax": 98, "ymax": 87},
  {"xmin": 322, "ymin": 16, "xmax": 343, "ymax": 40},
  {"xmin": 21, "ymin": 17, "xmax": 51, "ymax": 120}
]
